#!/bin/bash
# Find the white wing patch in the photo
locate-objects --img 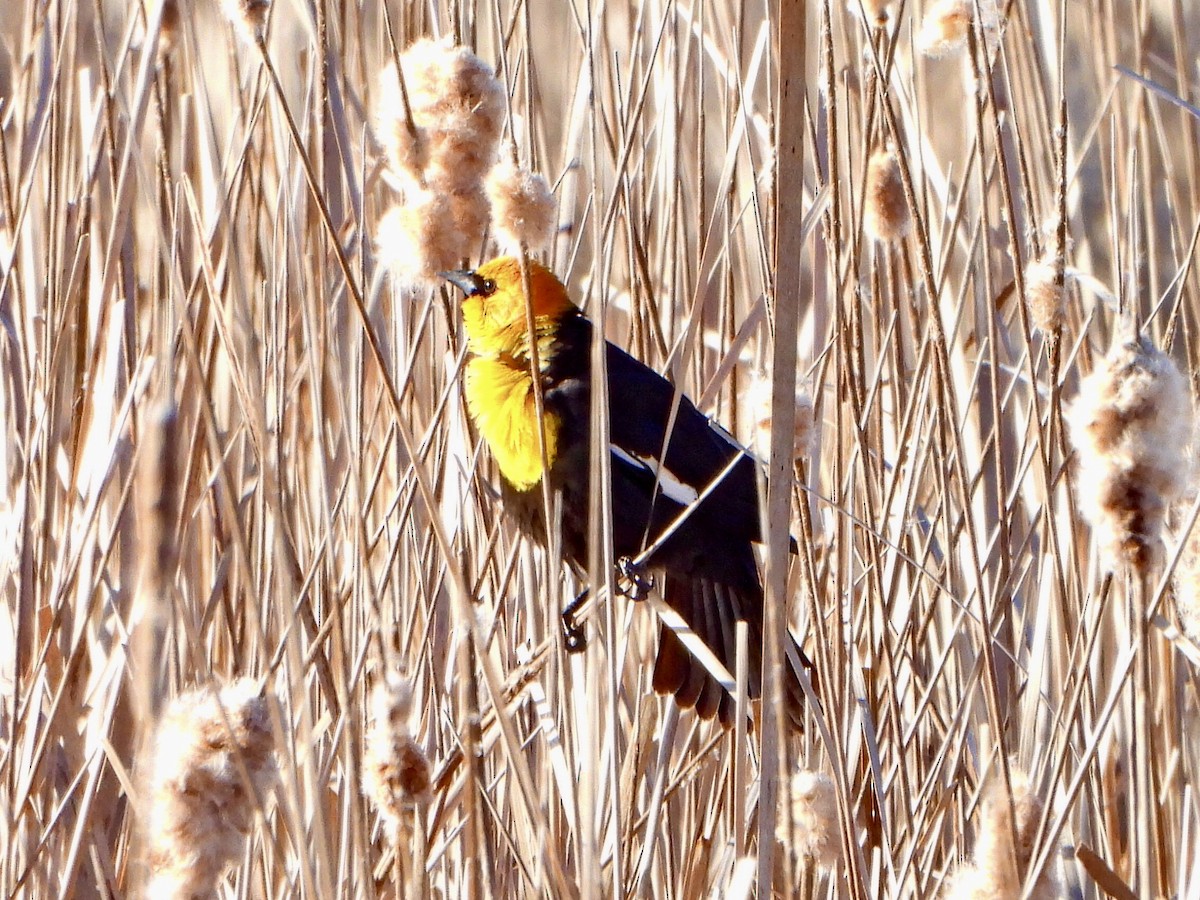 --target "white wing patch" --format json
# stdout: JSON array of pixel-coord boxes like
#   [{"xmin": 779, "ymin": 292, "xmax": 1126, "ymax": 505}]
[
  {"xmin": 609, "ymin": 444, "xmax": 642, "ymax": 471},
  {"xmin": 609, "ymin": 444, "xmax": 700, "ymax": 506}
]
